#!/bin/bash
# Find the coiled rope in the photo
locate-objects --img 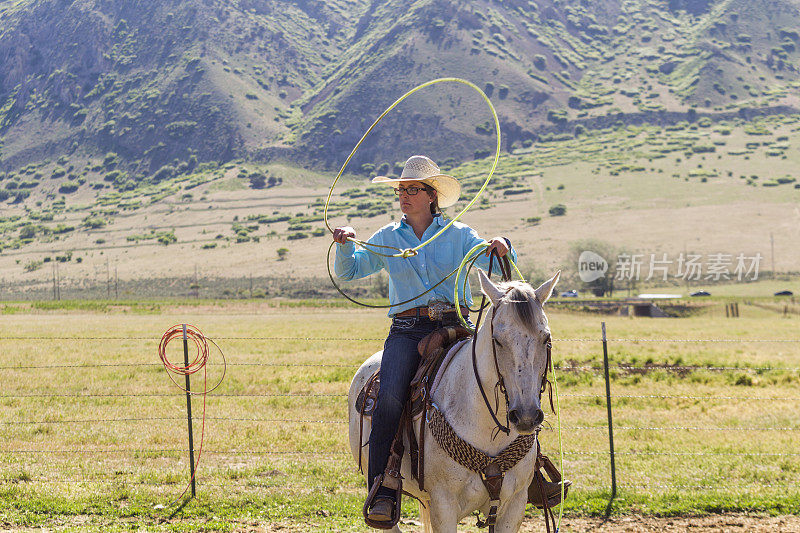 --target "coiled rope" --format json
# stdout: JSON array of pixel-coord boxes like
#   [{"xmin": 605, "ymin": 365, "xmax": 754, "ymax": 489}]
[{"xmin": 158, "ymin": 324, "xmax": 226, "ymax": 504}]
